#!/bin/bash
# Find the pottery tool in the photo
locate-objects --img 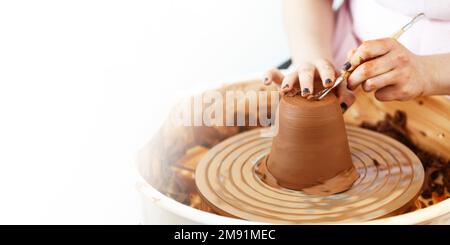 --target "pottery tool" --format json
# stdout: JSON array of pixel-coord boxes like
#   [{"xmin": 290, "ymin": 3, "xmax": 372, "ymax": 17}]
[
  {"xmin": 310, "ymin": 13, "xmax": 425, "ymax": 101},
  {"xmin": 195, "ymin": 126, "xmax": 424, "ymax": 223}
]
